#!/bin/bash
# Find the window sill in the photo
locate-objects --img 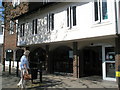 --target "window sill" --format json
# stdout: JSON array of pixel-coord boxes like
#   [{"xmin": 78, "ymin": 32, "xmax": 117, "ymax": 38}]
[{"xmin": 92, "ymin": 20, "xmax": 112, "ymax": 28}]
